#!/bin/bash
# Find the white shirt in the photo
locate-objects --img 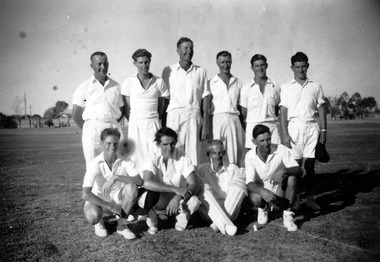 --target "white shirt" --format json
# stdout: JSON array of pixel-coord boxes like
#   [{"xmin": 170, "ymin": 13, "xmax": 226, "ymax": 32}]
[
  {"xmin": 162, "ymin": 63, "xmax": 210, "ymax": 112},
  {"xmin": 280, "ymin": 79, "xmax": 325, "ymax": 122},
  {"xmin": 144, "ymin": 148, "xmax": 195, "ymax": 187},
  {"xmin": 245, "ymin": 144, "xmax": 298, "ymax": 184},
  {"xmin": 209, "ymin": 74, "xmax": 242, "ymax": 115},
  {"xmin": 72, "ymin": 76, "xmax": 123, "ymax": 122},
  {"xmin": 121, "ymin": 74, "xmax": 169, "ymax": 120},
  {"xmin": 83, "ymin": 153, "xmax": 139, "ymax": 198},
  {"xmin": 197, "ymin": 162, "xmax": 239, "ymax": 200},
  {"xmin": 240, "ymin": 78, "xmax": 280, "ymax": 123}
]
